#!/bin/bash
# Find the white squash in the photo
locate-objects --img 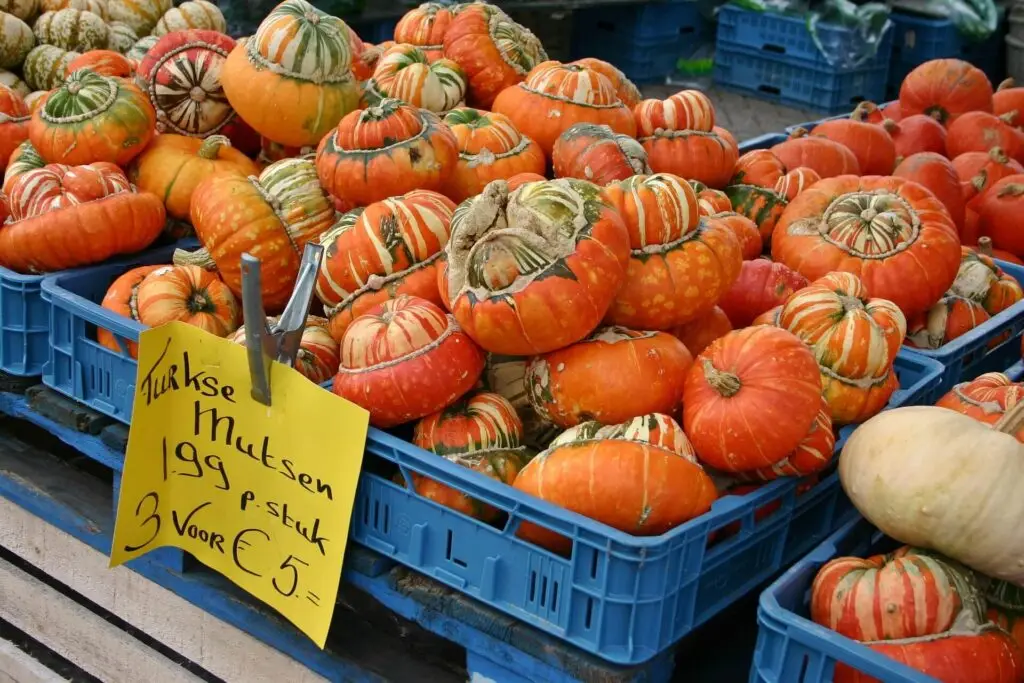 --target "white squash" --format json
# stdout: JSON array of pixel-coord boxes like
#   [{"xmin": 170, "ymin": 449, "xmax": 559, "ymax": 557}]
[{"xmin": 840, "ymin": 404, "xmax": 1024, "ymax": 586}]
